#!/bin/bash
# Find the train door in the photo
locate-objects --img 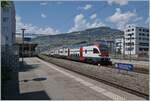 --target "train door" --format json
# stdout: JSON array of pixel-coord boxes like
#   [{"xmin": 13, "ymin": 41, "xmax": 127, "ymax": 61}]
[
  {"xmin": 80, "ymin": 47, "xmax": 84, "ymax": 61},
  {"xmin": 67, "ymin": 48, "xmax": 70, "ymax": 59}
]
